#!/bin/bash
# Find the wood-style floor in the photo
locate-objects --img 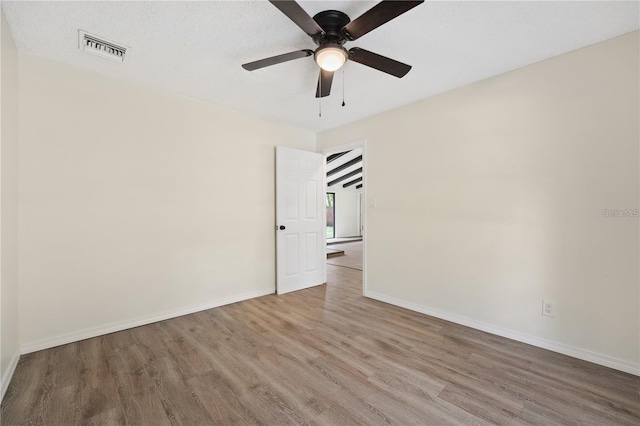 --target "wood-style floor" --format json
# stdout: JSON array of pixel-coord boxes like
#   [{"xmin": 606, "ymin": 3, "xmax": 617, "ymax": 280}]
[
  {"xmin": 2, "ymin": 265, "xmax": 639, "ymax": 425},
  {"xmin": 326, "ymin": 241, "xmax": 363, "ymax": 271}
]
